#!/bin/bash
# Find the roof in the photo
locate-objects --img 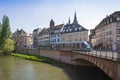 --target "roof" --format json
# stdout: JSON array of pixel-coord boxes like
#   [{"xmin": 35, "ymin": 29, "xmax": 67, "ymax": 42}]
[
  {"xmin": 50, "ymin": 24, "xmax": 64, "ymax": 34},
  {"xmin": 62, "ymin": 22, "xmax": 88, "ymax": 34},
  {"xmin": 95, "ymin": 11, "xmax": 120, "ymax": 30},
  {"xmin": 15, "ymin": 29, "xmax": 27, "ymax": 35},
  {"xmin": 39, "ymin": 28, "xmax": 50, "ymax": 35}
]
